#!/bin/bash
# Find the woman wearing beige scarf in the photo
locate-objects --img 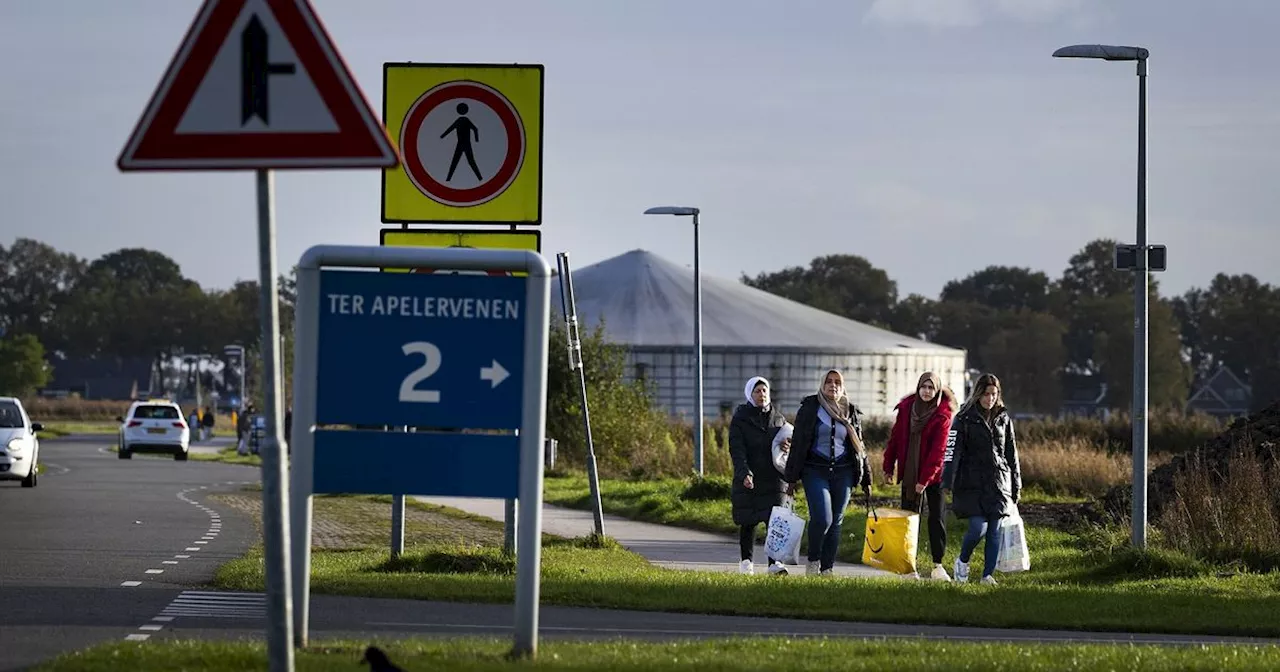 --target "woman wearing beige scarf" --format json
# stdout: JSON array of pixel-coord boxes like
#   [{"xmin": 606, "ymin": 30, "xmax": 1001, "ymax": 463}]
[
  {"xmin": 883, "ymin": 371, "xmax": 958, "ymax": 580},
  {"xmin": 783, "ymin": 369, "xmax": 872, "ymax": 576}
]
